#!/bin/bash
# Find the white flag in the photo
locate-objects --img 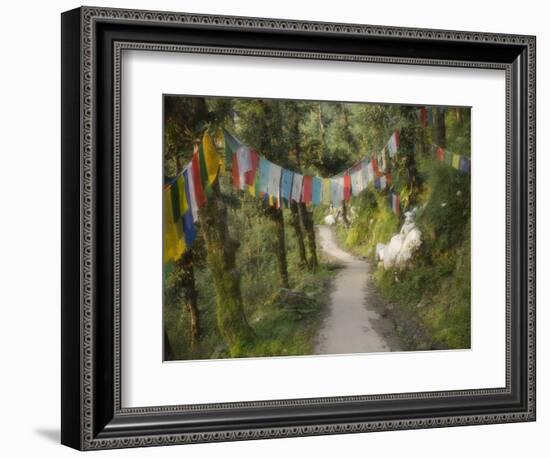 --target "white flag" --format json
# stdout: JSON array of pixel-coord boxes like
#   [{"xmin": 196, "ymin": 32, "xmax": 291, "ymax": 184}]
[
  {"xmin": 291, "ymin": 173, "xmax": 303, "ymax": 202},
  {"xmin": 236, "ymin": 145, "xmax": 252, "ymax": 190},
  {"xmin": 267, "ymin": 163, "xmax": 282, "ymax": 201}
]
